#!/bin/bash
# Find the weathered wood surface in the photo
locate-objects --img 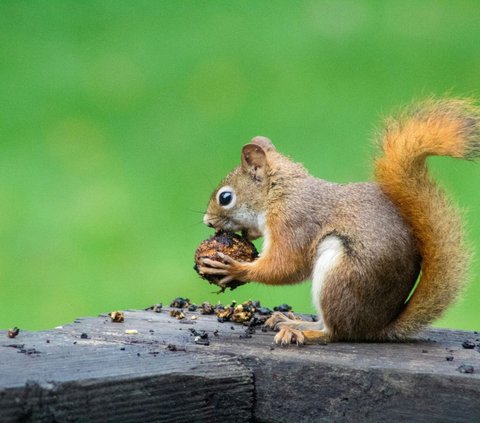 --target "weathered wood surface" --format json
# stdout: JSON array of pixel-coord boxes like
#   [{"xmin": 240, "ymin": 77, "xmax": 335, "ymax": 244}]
[{"xmin": 1, "ymin": 307, "xmax": 479, "ymax": 423}]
